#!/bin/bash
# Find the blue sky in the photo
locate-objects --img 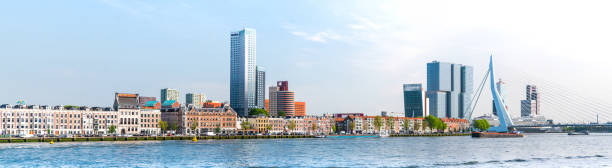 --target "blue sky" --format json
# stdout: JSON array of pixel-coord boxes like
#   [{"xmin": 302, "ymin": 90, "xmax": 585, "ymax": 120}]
[{"xmin": 2, "ymin": 0, "xmax": 612, "ymax": 122}]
